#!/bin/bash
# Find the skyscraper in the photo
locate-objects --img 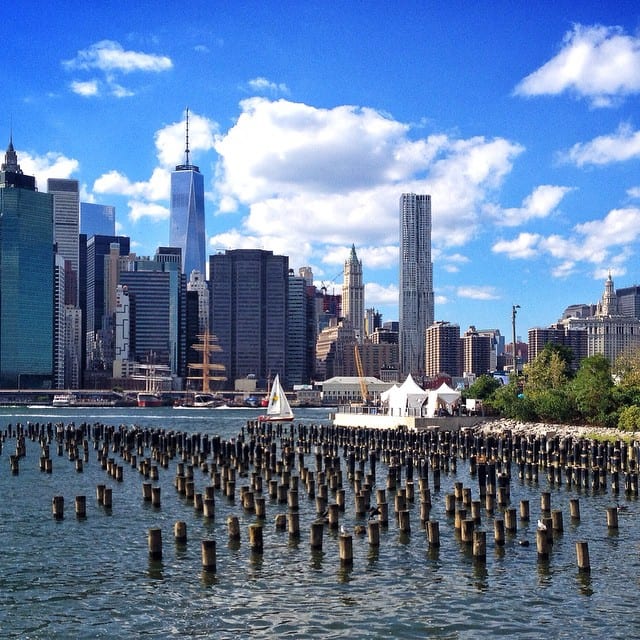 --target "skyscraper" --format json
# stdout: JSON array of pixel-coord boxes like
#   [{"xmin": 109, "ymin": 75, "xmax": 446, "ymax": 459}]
[
  {"xmin": 170, "ymin": 109, "xmax": 206, "ymax": 277},
  {"xmin": 399, "ymin": 193, "xmax": 433, "ymax": 378},
  {"xmin": 209, "ymin": 249, "xmax": 289, "ymax": 386},
  {"xmin": 80, "ymin": 202, "xmax": 115, "ymax": 237},
  {"xmin": 342, "ymin": 244, "xmax": 364, "ymax": 343},
  {"xmin": 48, "ymin": 178, "xmax": 79, "ymax": 305},
  {"xmin": 0, "ymin": 136, "xmax": 54, "ymax": 388}
]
